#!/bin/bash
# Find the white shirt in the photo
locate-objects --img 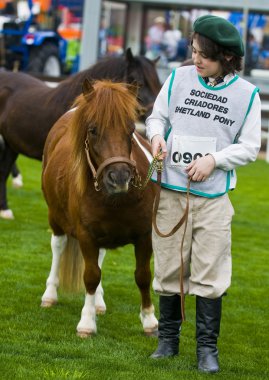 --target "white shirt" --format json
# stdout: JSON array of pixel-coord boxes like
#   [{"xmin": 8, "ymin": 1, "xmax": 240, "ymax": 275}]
[
  {"xmin": 148, "ymin": 25, "xmax": 164, "ymax": 44},
  {"xmin": 146, "ymin": 73, "xmax": 261, "ymax": 171},
  {"xmin": 163, "ymin": 29, "xmax": 182, "ymax": 58}
]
